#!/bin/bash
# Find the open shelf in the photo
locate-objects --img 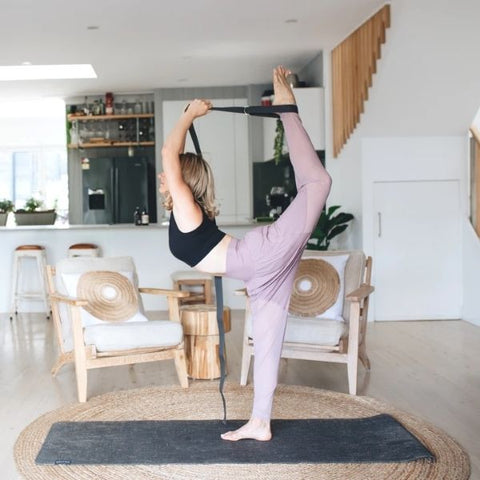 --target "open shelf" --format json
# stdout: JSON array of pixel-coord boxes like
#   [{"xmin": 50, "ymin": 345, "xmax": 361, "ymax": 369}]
[{"xmin": 68, "ymin": 113, "xmax": 154, "ymax": 121}]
